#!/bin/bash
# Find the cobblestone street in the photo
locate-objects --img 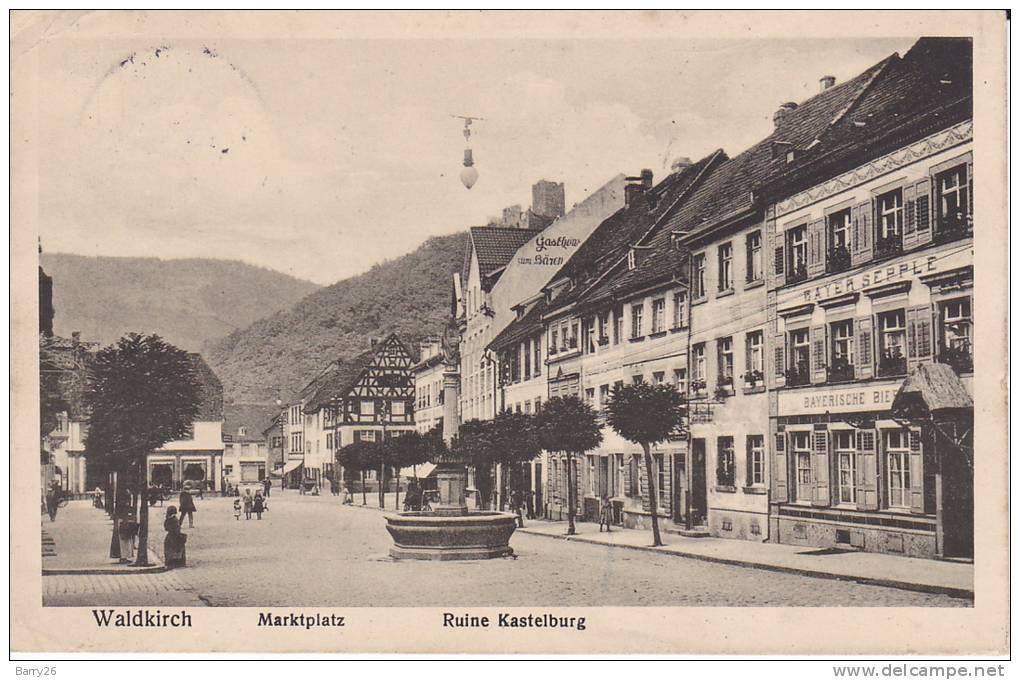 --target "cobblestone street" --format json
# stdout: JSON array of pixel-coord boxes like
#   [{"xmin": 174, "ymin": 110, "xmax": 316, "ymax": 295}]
[{"xmin": 44, "ymin": 493, "xmax": 967, "ymax": 607}]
